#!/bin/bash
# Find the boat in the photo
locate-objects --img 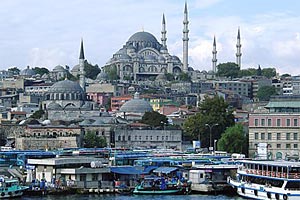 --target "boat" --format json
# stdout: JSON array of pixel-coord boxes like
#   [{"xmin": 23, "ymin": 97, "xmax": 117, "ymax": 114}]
[
  {"xmin": 133, "ymin": 176, "xmax": 191, "ymax": 195},
  {"xmin": 227, "ymin": 160, "xmax": 300, "ymax": 199},
  {"xmin": 0, "ymin": 177, "xmax": 29, "ymax": 198},
  {"xmin": 189, "ymin": 164, "xmax": 238, "ymax": 193}
]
